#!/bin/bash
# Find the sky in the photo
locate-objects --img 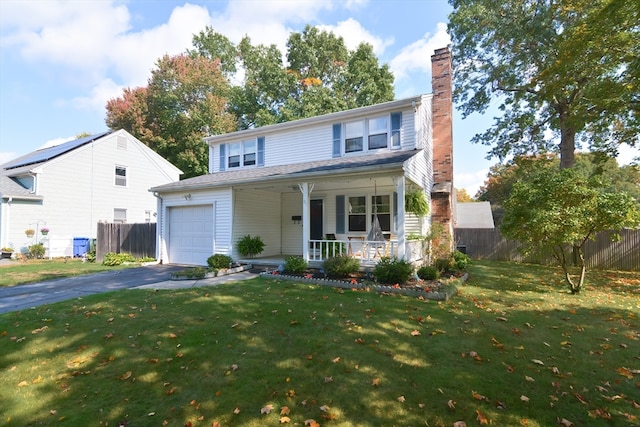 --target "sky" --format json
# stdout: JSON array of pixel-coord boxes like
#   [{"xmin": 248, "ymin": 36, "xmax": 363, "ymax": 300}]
[{"xmin": 0, "ymin": 0, "xmax": 637, "ymax": 197}]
